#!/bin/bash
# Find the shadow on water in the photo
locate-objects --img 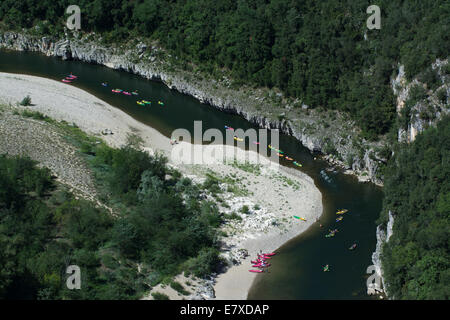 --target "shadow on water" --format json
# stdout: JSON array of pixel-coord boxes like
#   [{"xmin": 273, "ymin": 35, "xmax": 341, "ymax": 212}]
[{"xmin": 0, "ymin": 49, "xmax": 383, "ymax": 299}]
